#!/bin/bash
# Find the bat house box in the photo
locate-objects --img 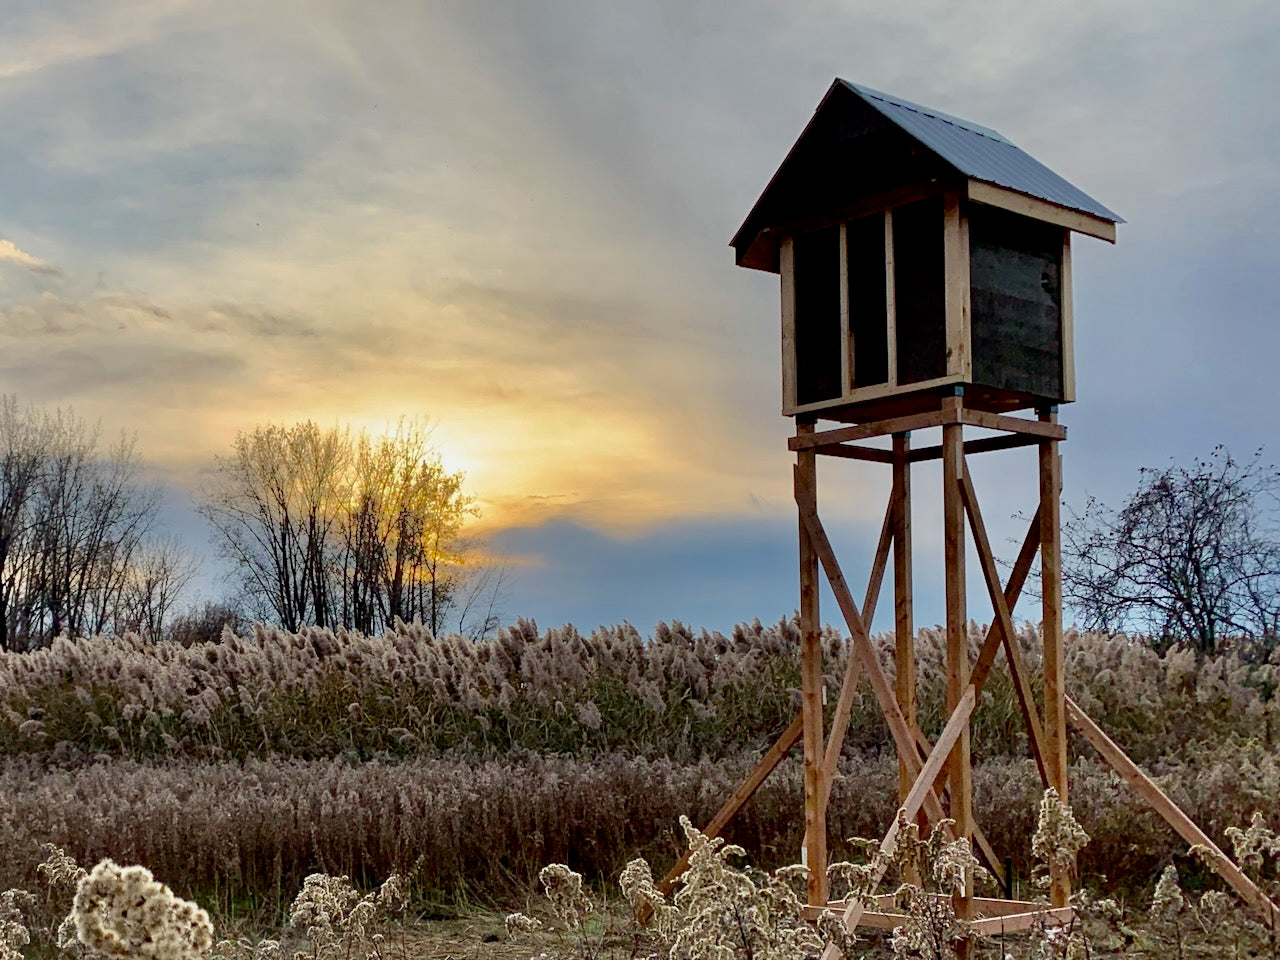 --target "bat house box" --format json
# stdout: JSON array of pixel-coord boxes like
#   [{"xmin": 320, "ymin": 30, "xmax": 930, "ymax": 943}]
[{"xmin": 731, "ymin": 80, "xmax": 1123, "ymax": 422}]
